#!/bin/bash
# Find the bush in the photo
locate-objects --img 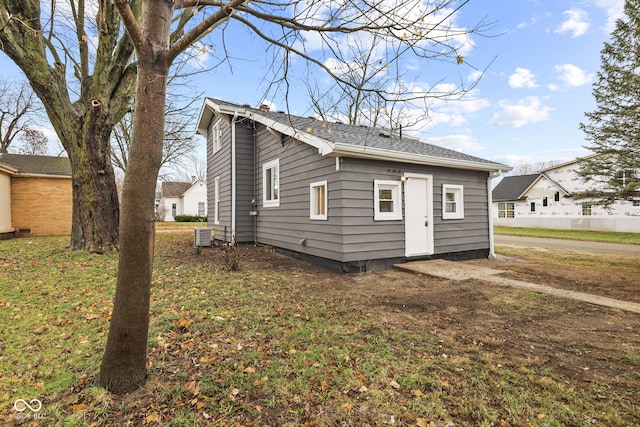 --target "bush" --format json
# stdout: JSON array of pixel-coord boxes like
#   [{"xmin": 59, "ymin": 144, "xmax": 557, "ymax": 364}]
[{"xmin": 173, "ymin": 215, "xmax": 206, "ymax": 222}]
